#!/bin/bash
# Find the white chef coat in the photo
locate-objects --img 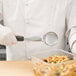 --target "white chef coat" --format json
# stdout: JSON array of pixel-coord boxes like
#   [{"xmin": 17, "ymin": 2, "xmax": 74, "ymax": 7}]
[{"xmin": 0, "ymin": 0, "xmax": 76, "ymax": 60}]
